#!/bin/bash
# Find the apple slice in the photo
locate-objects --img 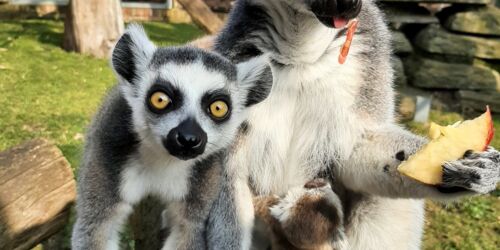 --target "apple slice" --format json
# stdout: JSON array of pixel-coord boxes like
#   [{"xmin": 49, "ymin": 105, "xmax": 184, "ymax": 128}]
[{"xmin": 398, "ymin": 107, "xmax": 495, "ymax": 185}]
